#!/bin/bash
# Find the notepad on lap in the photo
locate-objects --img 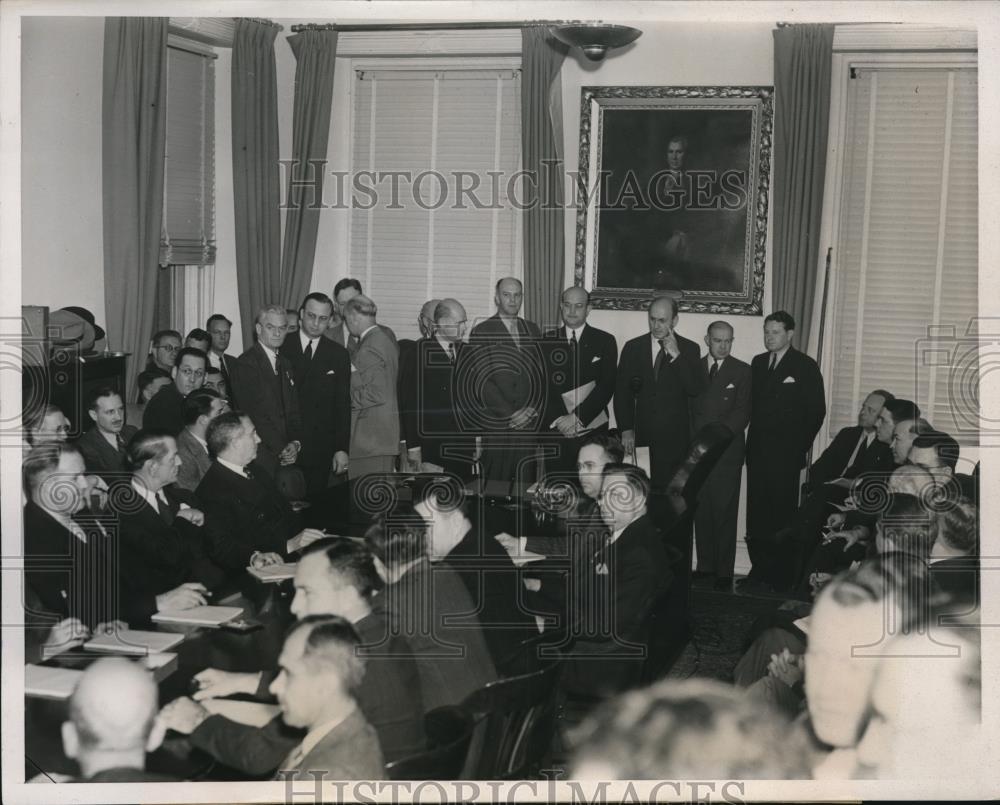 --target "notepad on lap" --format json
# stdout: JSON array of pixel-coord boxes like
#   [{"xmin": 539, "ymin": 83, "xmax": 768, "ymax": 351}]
[
  {"xmin": 84, "ymin": 629, "xmax": 185, "ymax": 655},
  {"xmin": 247, "ymin": 562, "xmax": 297, "ymax": 582},
  {"xmin": 151, "ymin": 606, "xmax": 243, "ymax": 626},
  {"xmin": 25, "ymin": 664, "xmax": 83, "ymax": 699},
  {"xmin": 202, "ymin": 699, "xmax": 281, "ymax": 728}
]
